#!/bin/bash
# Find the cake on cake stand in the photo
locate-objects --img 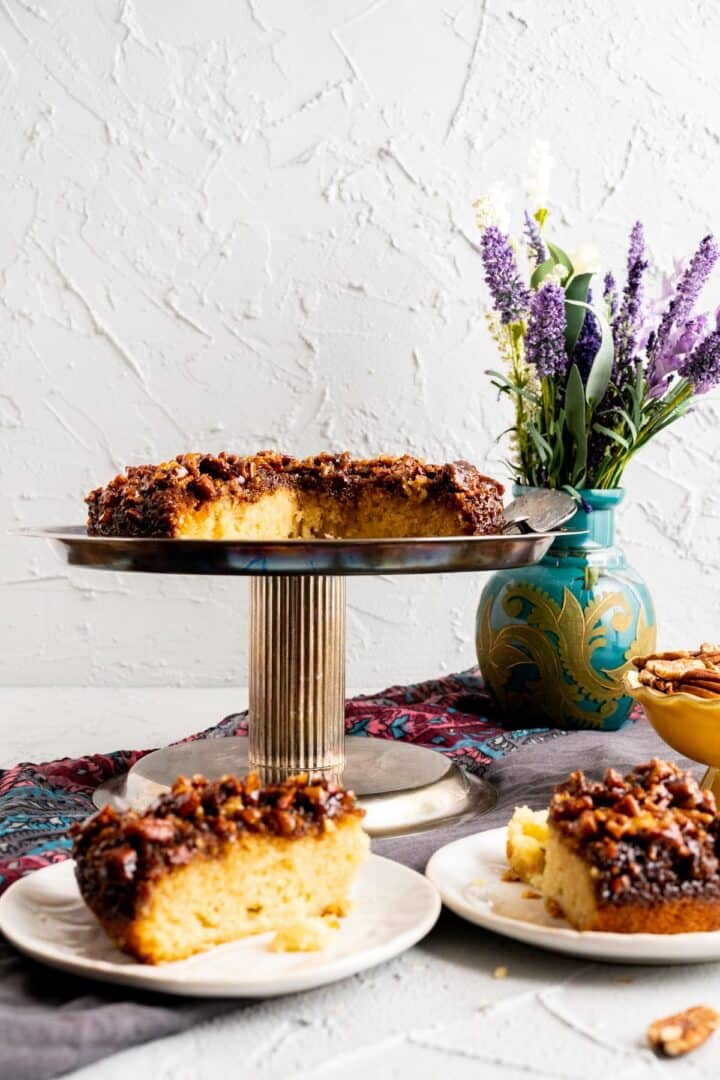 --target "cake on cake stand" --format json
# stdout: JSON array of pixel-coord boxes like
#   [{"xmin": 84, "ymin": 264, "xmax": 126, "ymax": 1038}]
[{"xmin": 30, "ymin": 510, "xmax": 574, "ymax": 836}]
